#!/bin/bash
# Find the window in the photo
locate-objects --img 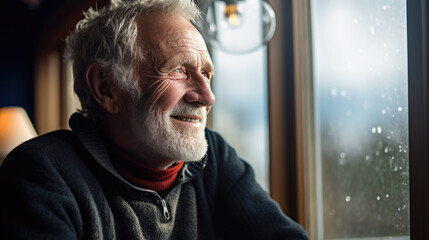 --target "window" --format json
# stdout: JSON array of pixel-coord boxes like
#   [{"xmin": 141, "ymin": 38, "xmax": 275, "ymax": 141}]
[
  {"xmin": 284, "ymin": 0, "xmax": 429, "ymax": 239},
  {"xmin": 207, "ymin": 0, "xmax": 270, "ymax": 191},
  {"xmin": 311, "ymin": 0, "xmax": 409, "ymax": 238},
  {"xmin": 211, "ymin": 48, "xmax": 270, "ymax": 191}
]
